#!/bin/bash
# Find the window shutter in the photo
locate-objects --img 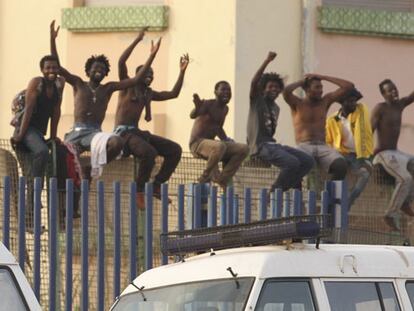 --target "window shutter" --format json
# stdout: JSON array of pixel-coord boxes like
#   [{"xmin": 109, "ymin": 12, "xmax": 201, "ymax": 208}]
[{"xmin": 322, "ymin": 0, "xmax": 414, "ymax": 12}]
